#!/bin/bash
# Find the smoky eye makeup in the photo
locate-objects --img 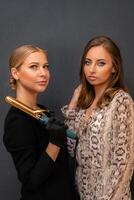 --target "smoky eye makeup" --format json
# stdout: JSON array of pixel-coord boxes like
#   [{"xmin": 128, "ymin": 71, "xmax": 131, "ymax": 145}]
[
  {"xmin": 96, "ymin": 59, "xmax": 106, "ymax": 67},
  {"xmin": 83, "ymin": 59, "xmax": 92, "ymax": 65},
  {"xmin": 97, "ymin": 61, "xmax": 106, "ymax": 66}
]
